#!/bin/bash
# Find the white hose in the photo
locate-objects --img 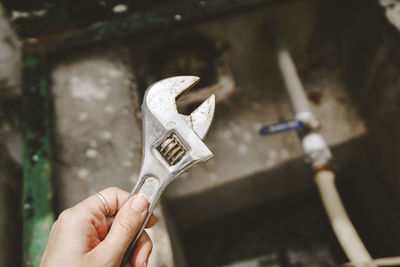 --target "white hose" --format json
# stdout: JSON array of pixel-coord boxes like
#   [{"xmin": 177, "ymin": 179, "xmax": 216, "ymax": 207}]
[
  {"xmin": 314, "ymin": 170, "xmax": 376, "ymax": 266},
  {"xmin": 276, "ymin": 45, "xmax": 319, "ymax": 129},
  {"xmin": 272, "ymin": 32, "xmax": 380, "ymax": 266},
  {"xmin": 345, "ymin": 256, "xmax": 400, "ymax": 266}
]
